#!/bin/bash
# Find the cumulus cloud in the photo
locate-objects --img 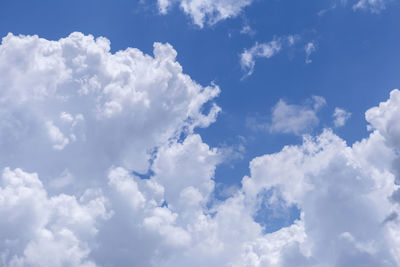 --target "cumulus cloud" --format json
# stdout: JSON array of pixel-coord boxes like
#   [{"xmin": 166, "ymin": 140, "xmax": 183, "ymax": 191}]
[
  {"xmin": 268, "ymin": 96, "xmax": 326, "ymax": 135},
  {"xmin": 2, "ymin": 32, "xmax": 400, "ymax": 267},
  {"xmin": 0, "ymin": 168, "xmax": 108, "ymax": 266},
  {"xmin": 366, "ymin": 89, "xmax": 400, "ymax": 150},
  {"xmin": 0, "ymin": 32, "xmax": 220, "ymax": 266},
  {"xmin": 0, "ymin": 32, "xmax": 220, "ymax": 180},
  {"xmin": 333, "ymin": 107, "xmax": 352, "ymax": 127},
  {"xmin": 157, "ymin": 0, "xmax": 253, "ymax": 27},
  {"xmin": 241, "ymin": 129, "xmax": 399, "ymax": 266}
]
